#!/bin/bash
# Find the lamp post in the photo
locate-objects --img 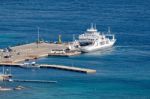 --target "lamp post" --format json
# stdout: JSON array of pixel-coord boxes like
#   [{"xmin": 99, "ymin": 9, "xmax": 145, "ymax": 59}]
[{"xmin": 37, "ymin": 27, "xmax": 40, "ymax": 48}]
